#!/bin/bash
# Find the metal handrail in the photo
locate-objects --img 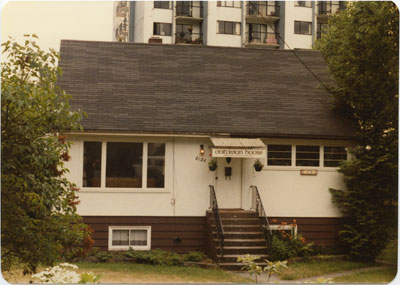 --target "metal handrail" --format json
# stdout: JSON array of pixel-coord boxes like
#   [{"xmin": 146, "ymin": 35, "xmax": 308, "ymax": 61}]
[
  {"xmin": 250, "ymin": 185, "xmax": 272, "ymax": 245},
  {"xmin": 209, "ymin": 185, "xmax": 224, "ymax": 258}
]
